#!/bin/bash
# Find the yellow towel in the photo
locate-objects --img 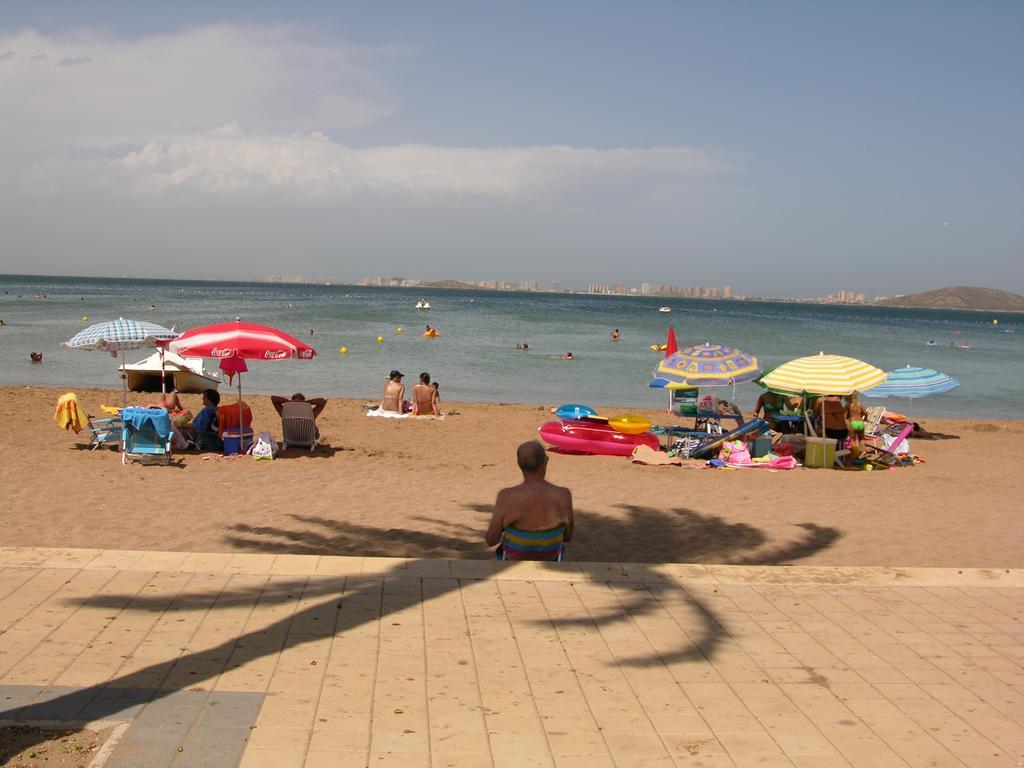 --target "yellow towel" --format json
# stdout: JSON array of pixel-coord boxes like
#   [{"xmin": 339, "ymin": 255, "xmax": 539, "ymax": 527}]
[
  {"xmin": 100, "ymin": 405, "xmax": 121, "ymax": 415},
  {"xmin": 54, "ymin": 392, "xmax": 90, "ymax": 434}
]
